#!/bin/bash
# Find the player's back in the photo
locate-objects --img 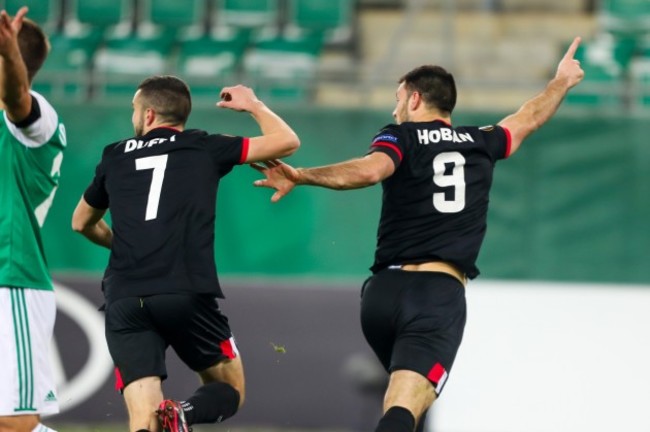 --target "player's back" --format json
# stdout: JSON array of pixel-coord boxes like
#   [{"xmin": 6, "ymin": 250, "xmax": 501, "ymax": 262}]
[
  {"xmin": 370, "ymin": 120, "xmax": 511, "ymax": 278},
  {"xmin": 91, "ymin": 127, "xmax": 247, "ymax": 301}
]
